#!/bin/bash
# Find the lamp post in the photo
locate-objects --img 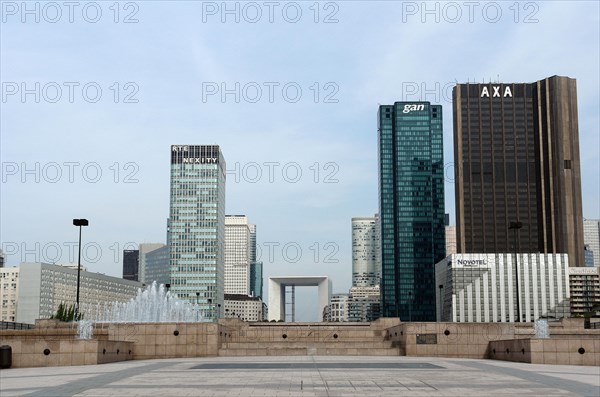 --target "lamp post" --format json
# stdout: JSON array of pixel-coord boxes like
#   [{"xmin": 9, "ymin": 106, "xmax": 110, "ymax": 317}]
[
  {"xmin": 509, "ymin": 221, "xmax": 523, "ymax": 322},
  {"xmin": 408, "ymin": 291, "xmax": 413, "ymax": 322},
  {"xmin": 438, "ymin": 284, "xmax": 444, "ymax": 322},
  {"xmin": 196, "ymin": 292, "xmax": 200, "ymax": 322},
  {"xmin": 72, "ymin": 218, "xmax": 88, "ymax": 322}
]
